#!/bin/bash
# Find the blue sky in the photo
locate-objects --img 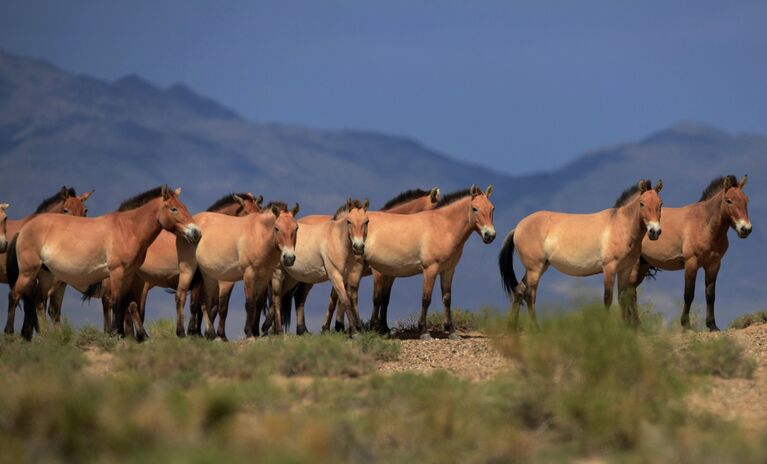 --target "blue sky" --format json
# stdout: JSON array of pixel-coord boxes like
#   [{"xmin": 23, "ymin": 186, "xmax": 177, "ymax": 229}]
[{"xmin": 1, "ymin": 1, "xmax": 765, "ymax": 174}]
